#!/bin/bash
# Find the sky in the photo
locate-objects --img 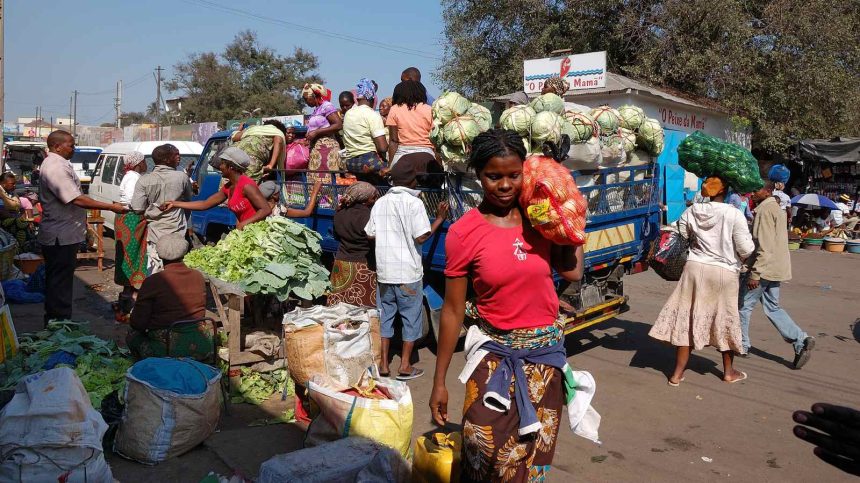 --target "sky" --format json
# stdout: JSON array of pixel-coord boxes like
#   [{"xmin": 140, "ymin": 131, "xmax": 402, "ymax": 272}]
[{"xmin": 3, "ymin": 0, "xmax": 446, "ymax": 126}]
